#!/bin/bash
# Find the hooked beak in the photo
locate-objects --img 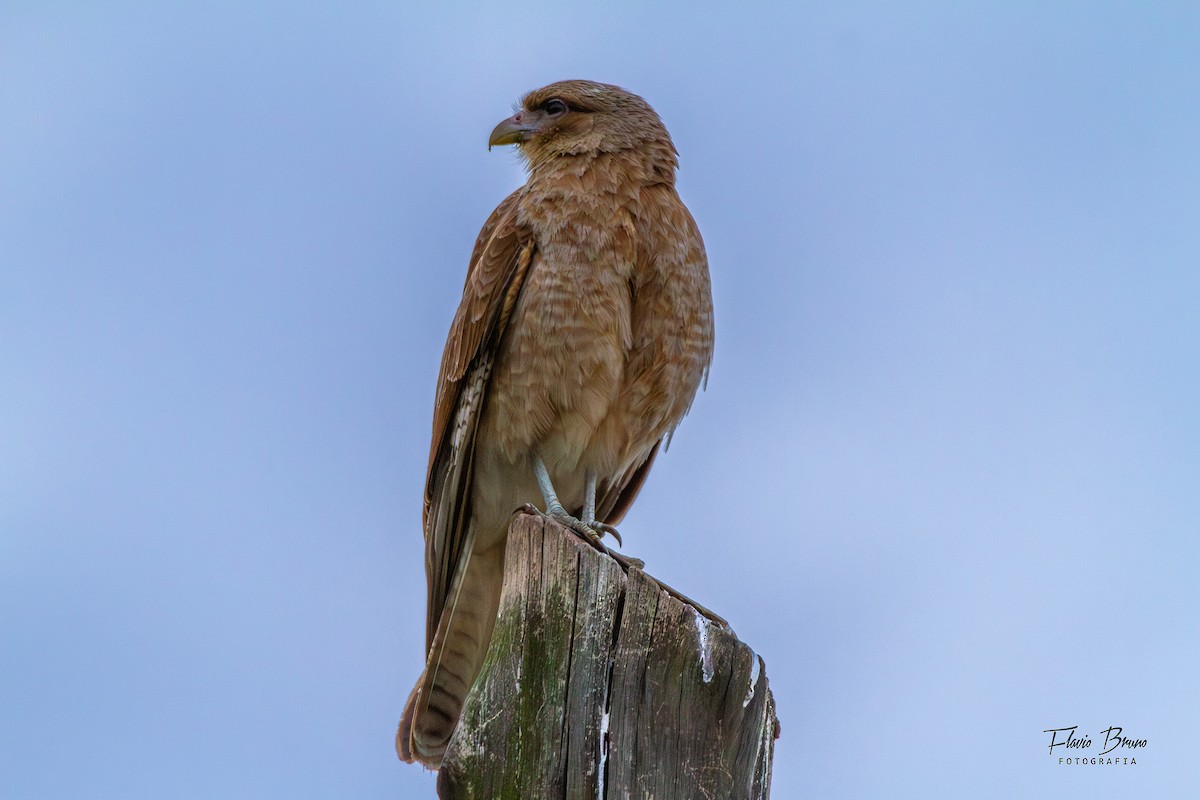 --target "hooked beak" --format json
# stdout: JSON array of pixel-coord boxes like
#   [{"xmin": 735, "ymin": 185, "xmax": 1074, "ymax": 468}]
[{"xmin": 488, "ymin": 113, "xmax": 536, "ymax": 150}]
